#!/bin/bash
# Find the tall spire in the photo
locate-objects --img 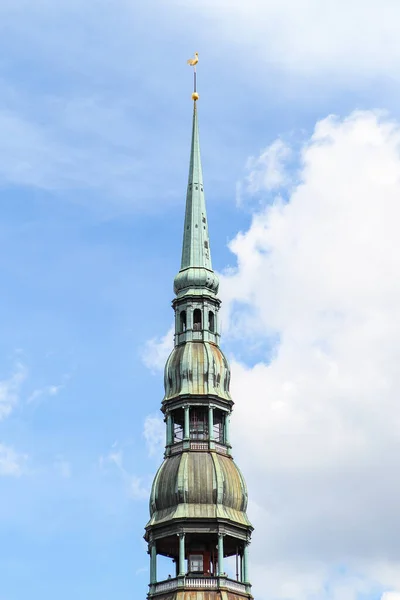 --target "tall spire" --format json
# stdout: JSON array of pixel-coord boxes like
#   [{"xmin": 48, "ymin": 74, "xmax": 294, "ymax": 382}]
[
  {"xmin": 174, "ymin": 100, "xmax": 219, "ymax": 297},
  {"xmin": 144, "ymin": 53, "xmax": 254, "ymax": 600},
  {"xmin": 181, "ymin": 103, "xmax": 212, "ymax": 270}
]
